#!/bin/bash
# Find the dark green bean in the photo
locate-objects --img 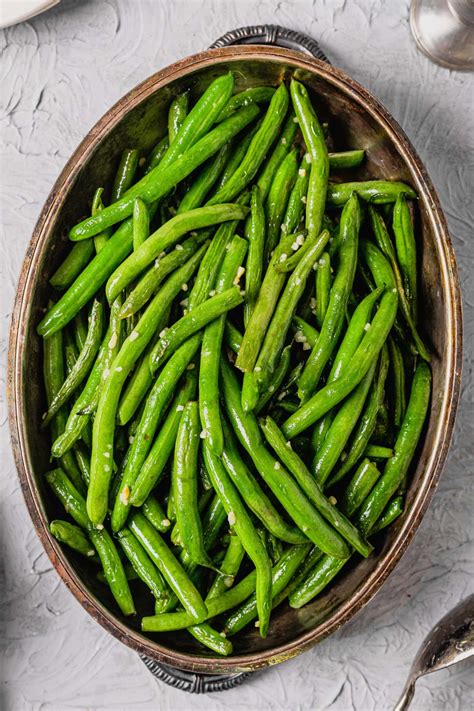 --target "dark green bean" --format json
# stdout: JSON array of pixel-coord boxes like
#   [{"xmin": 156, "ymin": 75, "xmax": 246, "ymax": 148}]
[
  {"xmin": 393, "ymin": 194, "xmax": 418, "ymax": 318},
  {"xmin": 327, "ymin": 346, "xmax": 389, "ymax": 486},
  {"xmin": 328, "ymin": 149, "xmax": 365, "ymax": 170},
  {"xmin": 91, "ymin": 188, "xmax": 113, "ymax": 253},
  {"xmin": 340, "ymin": 458, "xmax": 381, "ymax": 517},
  {"xmin": 150, "ymin": 286, "xmax": 244, "ymax": 372},
  {"xmin": 357, "ymin": 361, "xmax": 431, "ymax": 535},
  {"xmin": 203, "ymin": 441, "xmax": 273, "ymax": 637},
  {"xmin": 264, "ymin": 148, "xmax": 298, "ymax": 261},
  {"xmin": 388, "ymin": 336, "xmax": 406, "ymax": 428},
  {"xmin": 260, "ymin": 416, "xmax": 373, "ymax": 557},
  {"xmin": 168, "ymin": 92, "xmax": 189, "ymax": 144},
  {"xmin": 117, "ymin": 528, "xmax": 169, "ymax": 602},
  {"xmin": 145, "ymin": 135, "xmax": 169, "ymax": 174},
  {"xmin": 315, "ymin": 251, "xmax": 331, "ymax": 329},
  {"xmin": 142, "ymin": 495, "xmax": 171, "ymax": 533},
  {"xmin": 88, "ymin": 526, "xmax": 136, "ymax": 616},
  {"xmin": 50, "ymin": 519, "xmax": 96, "ymax": 558},
  {"xmin": 256, "ymin": 112, "xmax": 298, "ymax": 201},
  {"xmin": 43, "ymin": 300, "xmax": 104, "ymax": 426},
  {"xmin": 371, "ymin": 496, "xmax": 403, "ymax": 533},
  {"xmin": 208, "ymin": 84, "xmax": 289, "ymax": 205},
  {"xmin": 327, "ymin": 180, "xmax": 416, "ymax": 205},
  {"xmin": 223, "ymin": 544, "xmax": 311, "ymax": 636},
  {"xmin": 217, "ymin": 86, "xmax": 275, "ymax": 122},
  {"xmin": 68, "ymin": 103, "xmax": 258, "ymax": 242},
  {"xmin": 43, "ymin": 325, "xmax": 85, "ymax": 493},
  {"xmin": 206, "ymin": 534, "xmax": 245, "ymax": 600},
  {"xmin": 106, "ymin": 203, "xmax": 248, "ymax": 301},
  {"xmin": 111, "ymin": 148, "xmax": 140, "ymax": 203},
  {"xmin": 50, "ymin": 241, "xmax": 94, "ymax": 290},
  {"xmin": 282, "ymin": 288, "xmax": 398, "ymax": 438},
  {"xmin": 129, "ymin": 512, "xmax": 208, "ymax": 622},
  {"xmin": 244, "ymin": 185, "xmax": 265, "ymax": 326},
  {"xmin": 177, "ymin": 143, "xmax": 232, "ymax": 214},
  {"xmin": 73, "ymin": 441, "xmax": 90, "ymax": 487},
  {"xmin": 298, "ymin": 193, "xmax": 360, "ymax": 402},
  {"xmin": 221, "ymin": 418, "xmax": 307, "ymax": 545},
  {"xmin": 221, "ymin": 358, "xmax": 350, "ymax": 559},
  {"xmin": 45, "ymin": 468, "xmax": 89, "ymax": 528},
  {"xmin": 255, "ymin": 344, "xmax": 292, "ymax": 414}
]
